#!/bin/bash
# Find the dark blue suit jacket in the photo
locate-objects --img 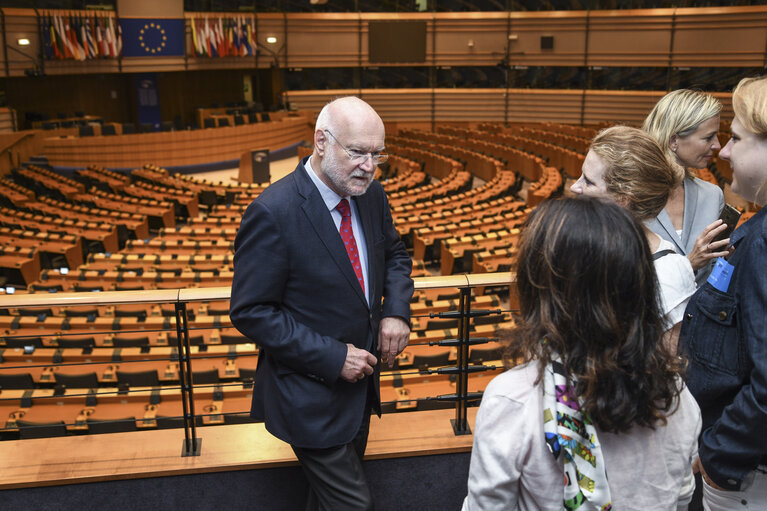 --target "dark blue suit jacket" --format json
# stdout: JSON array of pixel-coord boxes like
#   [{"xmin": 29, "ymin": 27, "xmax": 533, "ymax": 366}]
[{"xmin": 230, "ymin": 157, "xmax": 413, "ymax": 449}]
